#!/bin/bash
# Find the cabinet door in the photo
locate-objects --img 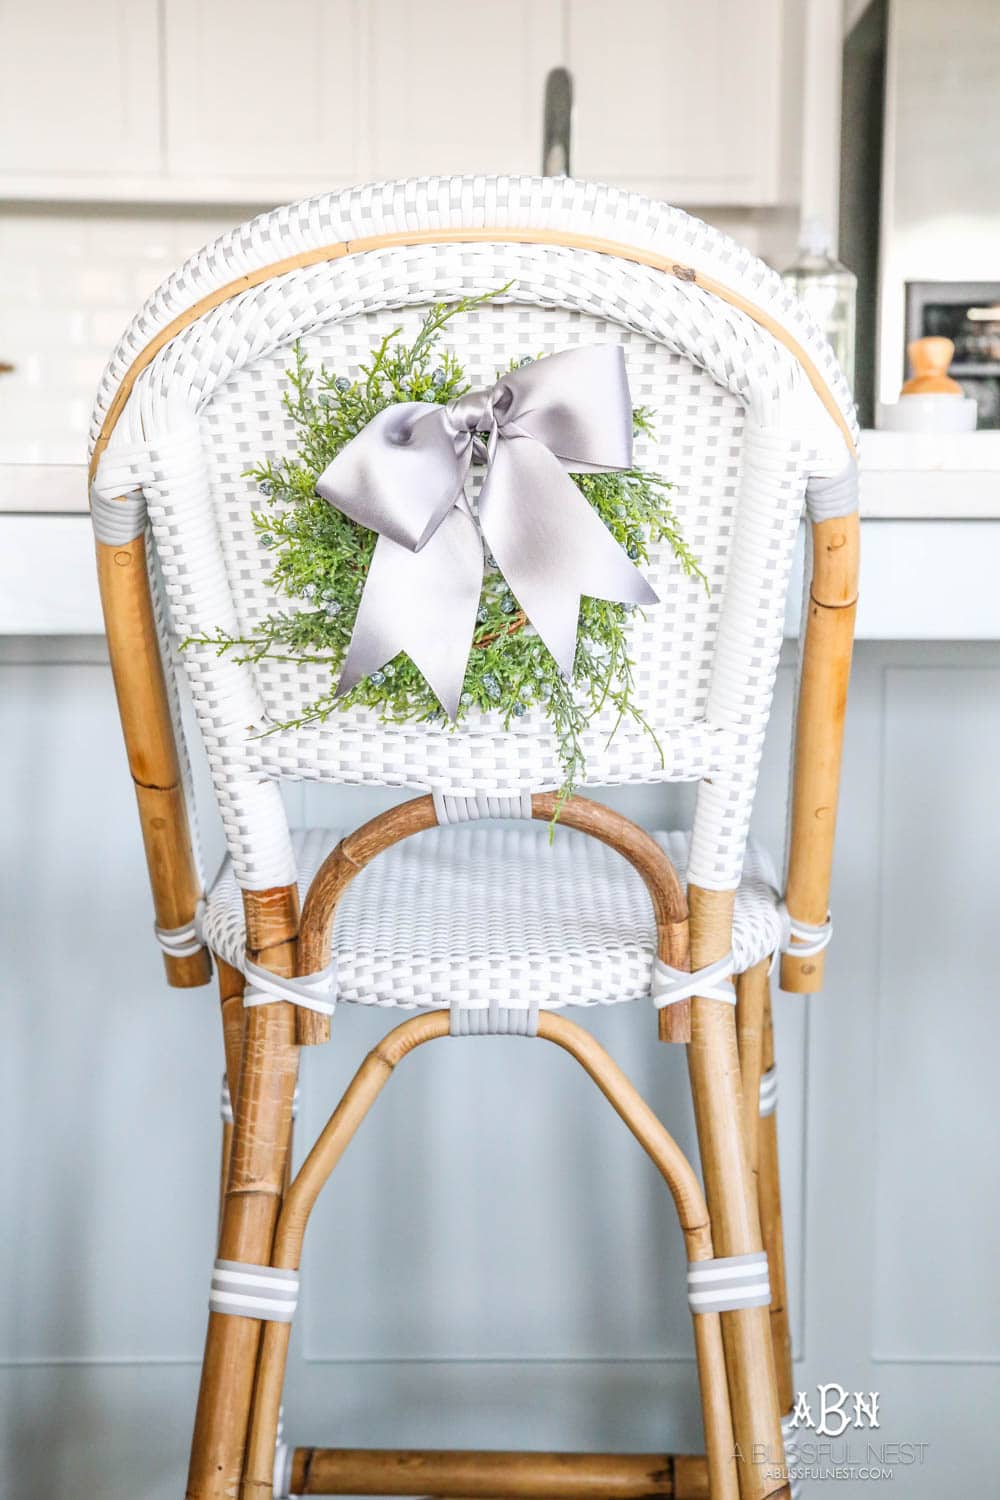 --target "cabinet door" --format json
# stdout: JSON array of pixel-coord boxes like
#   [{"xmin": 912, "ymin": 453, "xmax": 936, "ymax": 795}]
[
  {"xmin": 567, "ymin": 0, "xmax": 783, "ymax": 204},
  {"xmin": 368, "ymin": 0, "xmax": 562, "ymax": 180},
  {"xmin": 0, "ymin": 0, "xmax": 161, "ymax": 176},
  {"xmin": 163, "ymin": 0, "xmax": 366, "ymax": 183}
]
